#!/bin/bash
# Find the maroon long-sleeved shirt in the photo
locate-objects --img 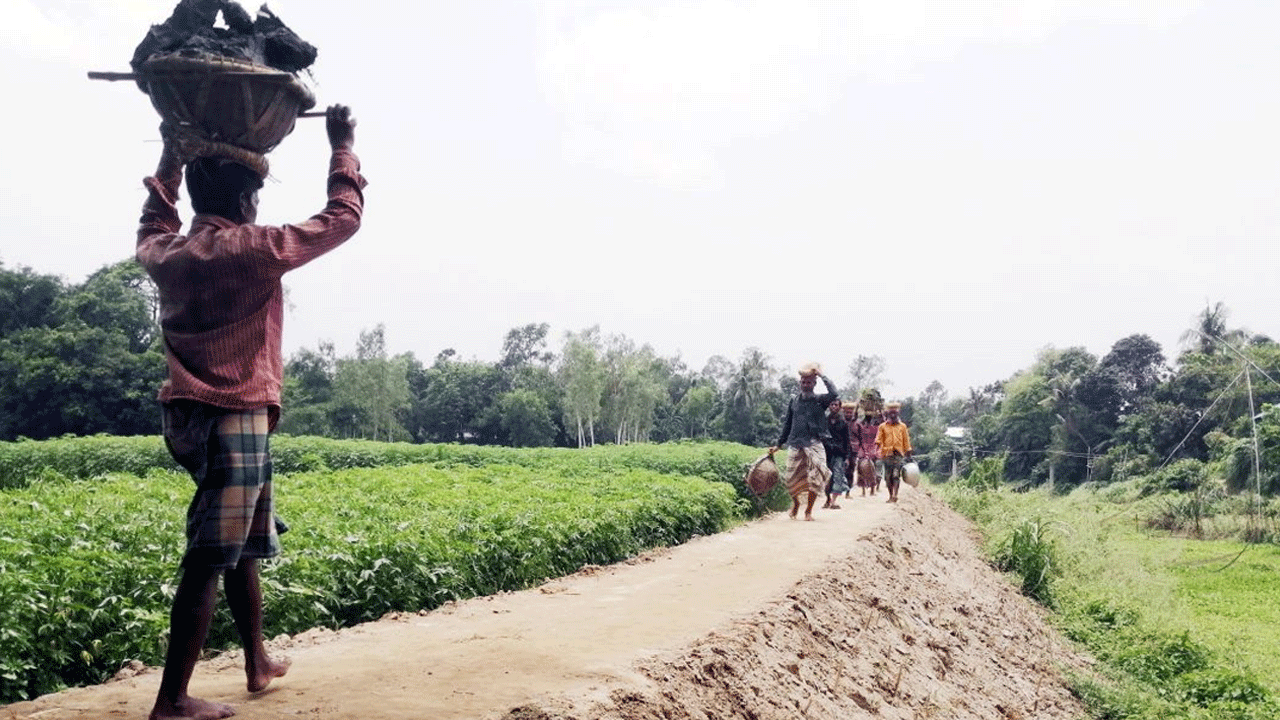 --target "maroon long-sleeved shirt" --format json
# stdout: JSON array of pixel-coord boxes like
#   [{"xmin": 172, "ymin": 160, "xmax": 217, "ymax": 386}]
[{"xmin": 137, "ymin": 149, "xmax": 366, "ymax": 421}]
